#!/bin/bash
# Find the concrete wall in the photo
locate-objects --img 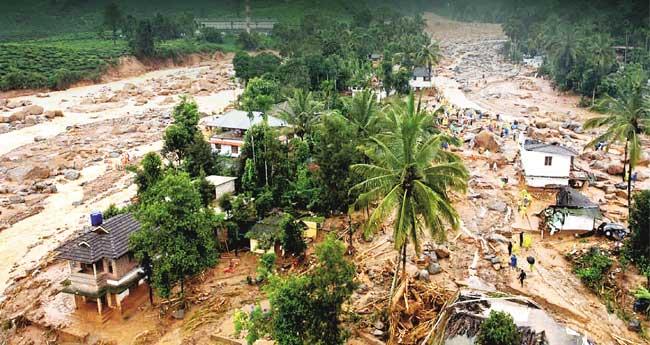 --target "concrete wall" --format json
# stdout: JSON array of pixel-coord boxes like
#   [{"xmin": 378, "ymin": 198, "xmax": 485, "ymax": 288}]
[
  {"xmin": 556, "ymin": 214, "xmax": 596, "ymax": 231},
  {"xmin": 215, "ymin": 180, "xmax": 236, "ymax": 200},
  {"xmin": 409, "ymin": 77, "xmax": 433, "ymax": 89},
  {"xmin": 212, "ymin": 143, "xmax": 241, "ymax": 157},
  {"xmin": 521, "ymin": 149, "xmax": 571, "ymax": 187}
]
